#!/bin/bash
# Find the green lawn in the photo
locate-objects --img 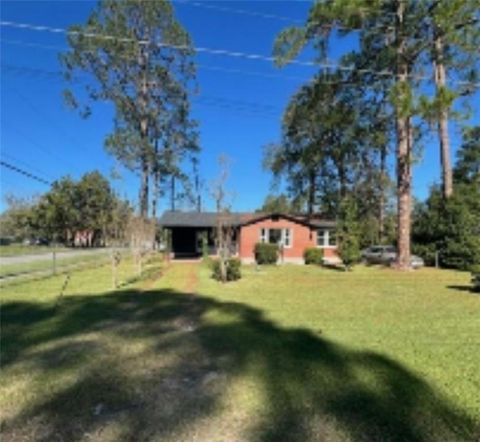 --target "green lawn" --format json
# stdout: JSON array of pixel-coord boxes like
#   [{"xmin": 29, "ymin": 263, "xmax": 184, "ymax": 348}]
[{"xmin": 1, "ymin": 261, "xmax": 479, "ymax": 441}]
